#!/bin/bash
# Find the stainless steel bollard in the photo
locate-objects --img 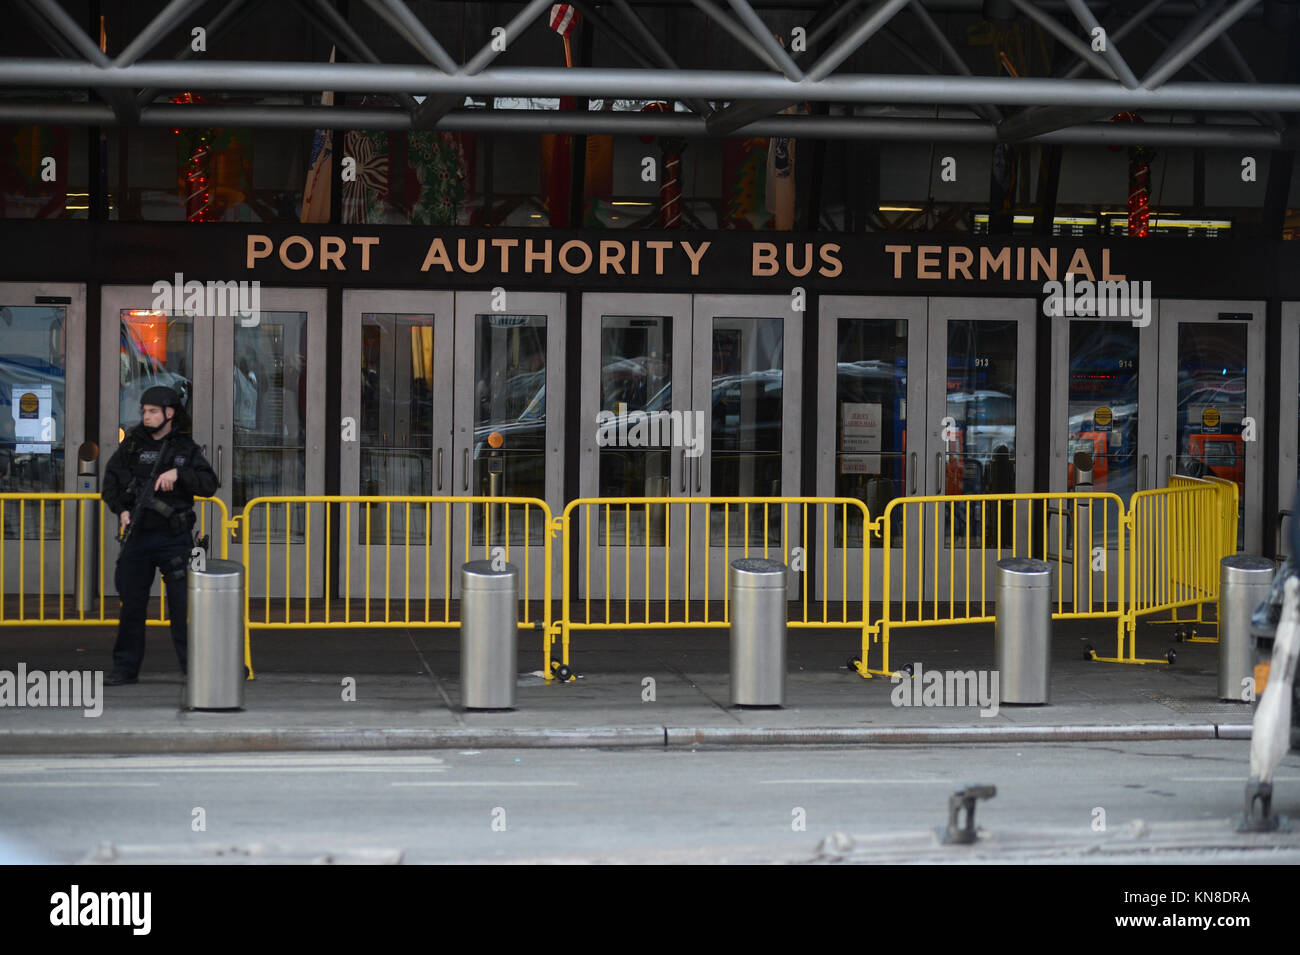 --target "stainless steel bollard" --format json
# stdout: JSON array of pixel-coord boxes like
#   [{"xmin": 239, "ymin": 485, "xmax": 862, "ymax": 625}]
[
  {"xmin": 995, "ymin": 557, "xmax": 1051, "ymax": 704},
  {"xmin": 460, "ymin": 560, "xmax": 518, "ymax": 710},
  {"xmin": 729, "ymin": 558, "xmax": 787, "ymax": 706},
  {"xmin": 186, "ymin": 559, "xmax": 245, "ymax": 711},
  {"xmin": 1220, "ymin": 555, "xmax": 1276, "ymax": 702}
]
